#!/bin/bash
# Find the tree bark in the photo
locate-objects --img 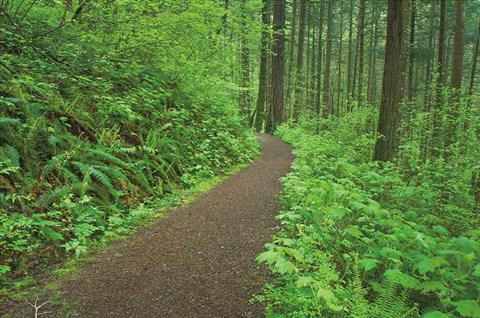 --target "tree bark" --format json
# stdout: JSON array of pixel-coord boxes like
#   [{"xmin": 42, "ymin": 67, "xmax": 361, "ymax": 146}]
[
  {"xmin": 322, "ymin": 0, "xmax": 333, "ymax": 118},
  {"xmin": 373, "ymin": 0, "xmax": 410, "ymax": 162},
  {"xmin": 285, "ymin": 0, "xmax": 297, "ymax": 110},
  {"xmin": 430, "ymin": 0, "xmax": 446, "ymax": 158},
  {"xmin": 270, "ymin": 0, "xmax": 286, "ymax": 132},
  {"xmin": 357, "ymin": 0, "xmax": 366, "ymax": 107},
  {"xmin": 444, "ymin": 0, "xmax": 464, "ymax": 158},
  {"xmin": 239, "ymin": 0, "xmax": 251, "ymax": 121},
  {"xmin": 346, "ymin": 0, "xmax": 354, "ymax": 111},
  {"xmin": 336, "ymin": 0, "xmax": 344, "ymax": 116},
  {"xmin": 314, "ymin": 0, "xmax": 325, "ymax": 124},
  {"xmin": 255, "ymin": 0, "xmax": 270, "ymax": 132},
  {"xmin": 468, "ymin": 21, "xmax": 480, "ymax": 96},
  {"xmin": 293, "ymin": 0, "xmax": 307, "ymax": 122},
  {"xmin": 407, "ymin": 0, "xmax": 416, "ymax": 101}
]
